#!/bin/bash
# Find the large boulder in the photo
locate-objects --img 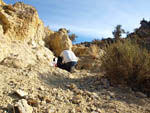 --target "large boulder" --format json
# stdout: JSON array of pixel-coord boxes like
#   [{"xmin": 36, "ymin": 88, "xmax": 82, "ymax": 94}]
[
  {"xmin": 0, "ymin": 1, "xmax": 54, "ymax": 68},
  {"xmin": 0, "ymin": 2, "xmax": 45, "ymax": 45},
  {"xmin": 48, "ymin": 28, "xmax": 72, "ymax": 56},
  {"xmin": 0, "ymin": 0, "xmax": 5, "ymax": 5}
]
